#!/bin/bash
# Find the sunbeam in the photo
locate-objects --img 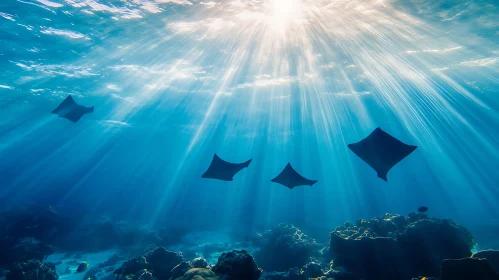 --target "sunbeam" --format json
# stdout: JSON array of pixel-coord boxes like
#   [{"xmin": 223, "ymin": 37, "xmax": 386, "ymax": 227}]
[{"xmin": 0, "ymin": 0, "xmax": 498, "ymax": 234}]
